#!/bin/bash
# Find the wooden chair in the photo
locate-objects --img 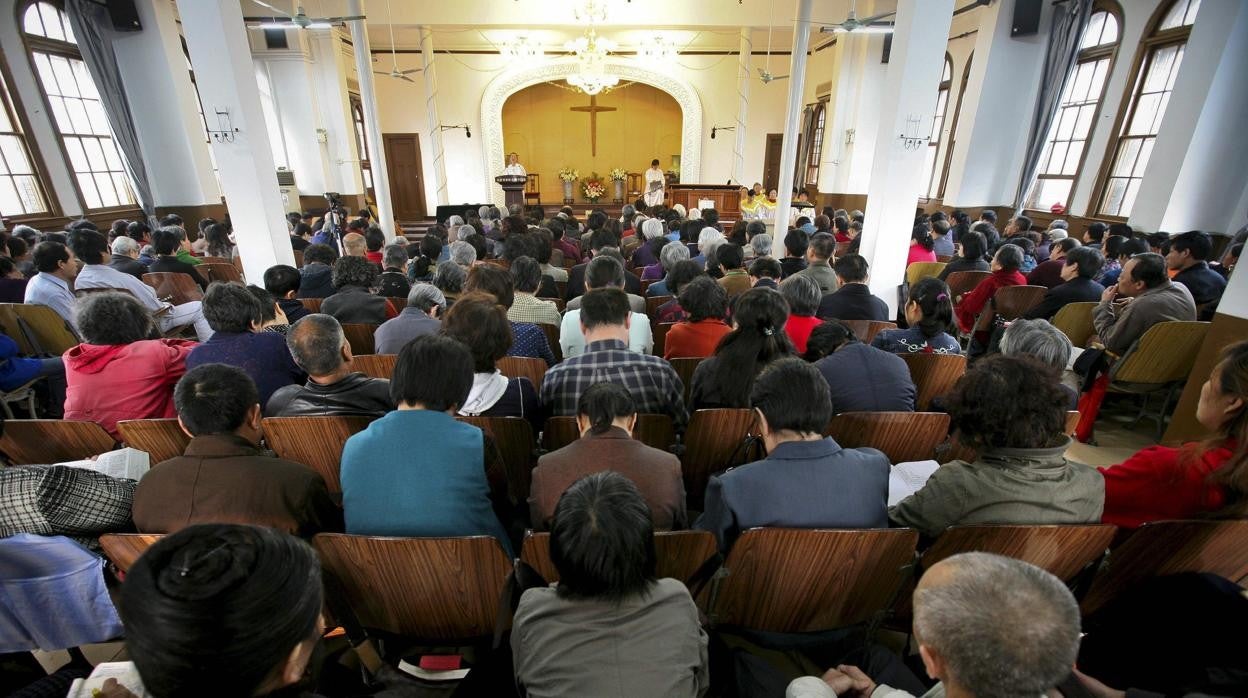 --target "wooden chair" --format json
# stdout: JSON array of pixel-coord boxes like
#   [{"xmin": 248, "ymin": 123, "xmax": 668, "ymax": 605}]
[
  {"xmin": 540, "ymin": 414, "xmax": 674, "ymax": 452},
  {"xmin": 1050, "ymin": 301, "xmax": 1097, "ymax": 347},
  {"xmin": 703, "ymin": 528, "xmax": 918, "ymax": 633},
  {"xmin": 652, "ymin": 322, "xmax": 675, "ymax": 357},
  {"xmin": 142, "ymin": 272, "xmax": 204, "ymax": 305},
  {"xmin": 524, "ymin": 173, "xmax": 541, "ymax": 205},
  {"xmin": 935, "ymin": 254, "xmax": 953, "ymax": 263},
  {"xmin": 1107, "ymin": 321, "xmax": 1210, "ymax": 439},
  {"xmin": 989, "ymin": 285, "xmax": 1047, "ymax": 320},
  {"xmin": 99, "ymin": 533, "xmax": 163, "ymax": 574},
  {"xmin": 0, "ymin": 419, "xmax": 116, "ymax": 464},
  {"xmin": 293, "ymin": 250, "xmax": 304, "ymax": 268},
  {"xmin": 0, "ymin": 378, "xmax": 41, "ymax": 419},
  {"xmin": 299, "ymin": 298, "xmax": 323, "ymax": 313},
  {"xmin": 0, "ymin": 303, "xmax": 81, "ymax": 356},
  {"xmin": 522, "ymin": 530, "xmax": 717, "ymax": 585},
  {"xmin": 646, "ymin": 295, "xmax": 674, "ymax": 318},
  {"xmin": 900, "ymin": 353, "xmax": 967, "ymax": 411},
  {"xmin": 826, "ymin": 412, "xmax": 951, "ymax": 464},
  {"xmin": 681, "ymin": 408, "xmax": 758, "ymax": 509},
  {"xmin": 194, "ymin": 265, "xmax": 213, "ymax": 286},
  {"xmin": 314, "ymin": 533, "xmax": 511, "ymax": 642},
  {"xmin": 200, "ymin": 262, "xmax": 244, "ymax": 284},
  {"xmin": 838, "ymin": 319, "xmax": 897, "ymax": 345},
  {"xmin": 117, "ymin": 419, "xmax": 190, "ymax": 464},
  {"xmin": 457, "ymin": 416, "xmax": 537, "ymax": 502},
  {"xmin": 499, "ymin": 356, "xmax": 547, "ymax": 388},
  {"xmin": 669, "ymin": 357, "xmax": 703, "ymax": 406},
  {"xmin": 197, "ymin": 256, "xmax": 230, "ymax": 265},
  {"xmin": 1081, "ymin": 520, "xmax": 1248, "ymax": 615},
  {"xmin": 536, "ymin": 323, "xmax": 562, "ymax": 364},
  {"xmin": 262, "ymin": 416, "xmax": 374, "ymax": 494},
  {"xmin": 340, "ymin": 323, "xmax": 378, "ymax": 356},
  {"xmin": 944, "ymin": 270, "xmax": 991, "ymax": 301},
  {"xmin": 905, "ymin": 262, "xmax": 946, "ymax": 287},
  {"xmin": 352, "ymin": 354, "xmax": 396, "ymax": 379}
]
